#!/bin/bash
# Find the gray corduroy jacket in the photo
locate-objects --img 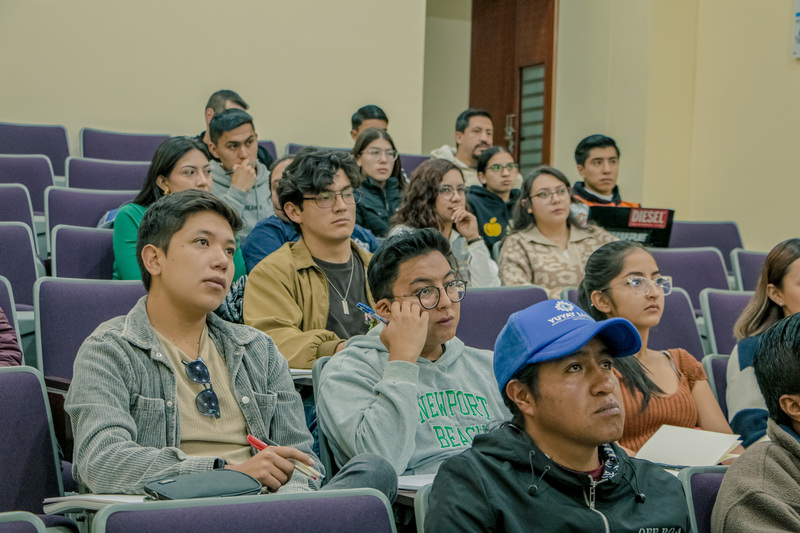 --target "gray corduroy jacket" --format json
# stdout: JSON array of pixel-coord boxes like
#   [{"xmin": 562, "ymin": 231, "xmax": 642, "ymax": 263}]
[{"xmin": 65, "ymin": 296, "xmax": 321, "ymax": 494}]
